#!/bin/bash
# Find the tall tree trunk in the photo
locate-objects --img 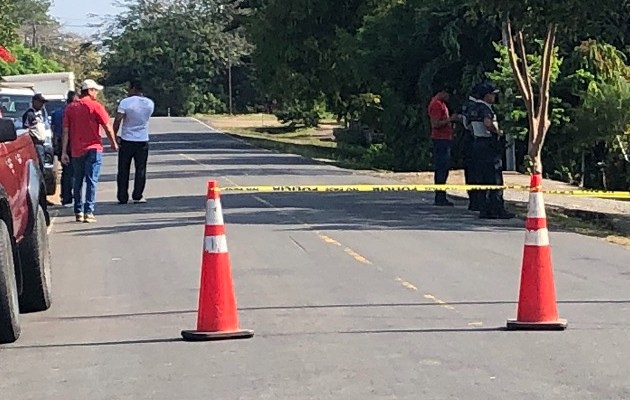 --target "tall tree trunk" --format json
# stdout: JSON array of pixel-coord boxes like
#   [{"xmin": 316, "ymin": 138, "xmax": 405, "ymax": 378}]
[{"xmin": 505, "ymin": 21, "xmax": 557, "ymax": 175}]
